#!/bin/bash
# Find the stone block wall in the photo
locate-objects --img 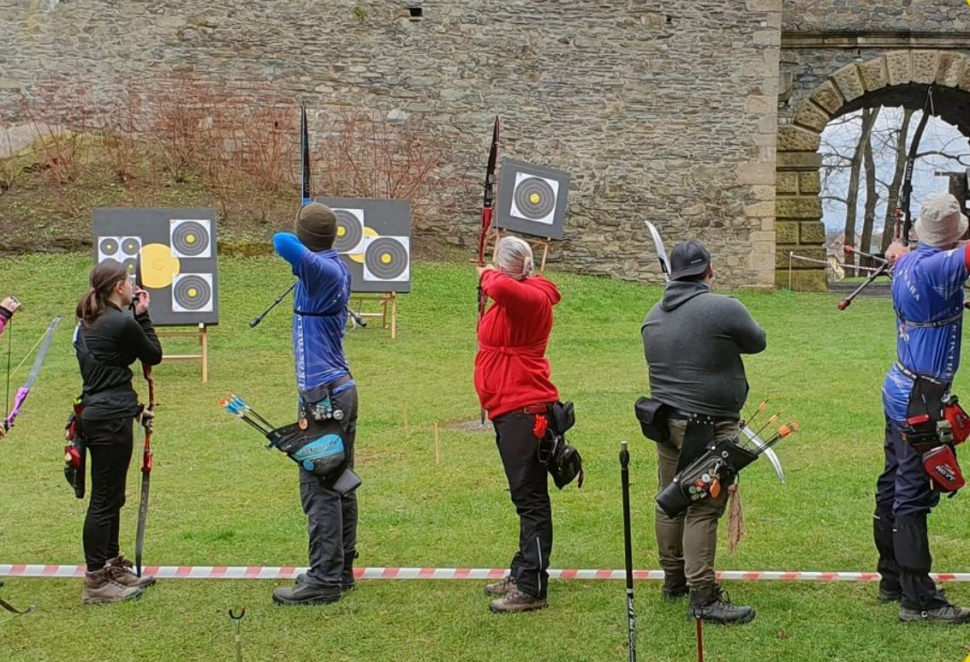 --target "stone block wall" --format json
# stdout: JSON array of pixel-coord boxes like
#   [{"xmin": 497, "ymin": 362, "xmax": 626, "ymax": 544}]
[{"xmin": 0, "ymin": 0, "xmax": 783, "ymax": 288}]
